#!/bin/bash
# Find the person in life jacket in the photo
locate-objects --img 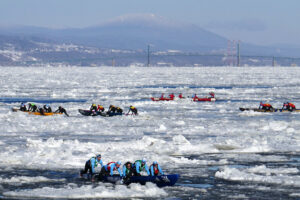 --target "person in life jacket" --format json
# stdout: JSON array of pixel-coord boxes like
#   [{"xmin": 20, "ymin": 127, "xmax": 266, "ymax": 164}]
[
  {"xmin": 107, "ymin": 105, "xmax": 116, "ymax": 114},
  {"xmin": 178, "ymin": 93, "xmax": 184, "ymax": 99},
  {"xmin": 116, "ymin": 107, "xmax": 123, "ymax": 114},
  {"xmin": 259, "ymin": 102, "xmax": 273, "ymax": 111},
  {"xmin": 160, "ymin": 93, "xmax": 165, "ymax": 99},
  {"xmin": 127, "ymin": 105, "xmax": 138, "ymax": 115},
  {"xmin": 38, "ymin": 106, "xmax": 45, "ymax": 115},
  {"xmin": 90, "ymin": 104, "xmax": 97, "ymax": 112},
  {"xmin": 43, "ymin": 104, "xmax": 52, "ymax": 113},
  {"xmin": 54, "ymin": 106, "xmax": 69, "ymax": 116},
  {"xmin": 99, "ymin": 161, "xmax": 122, "ymax": 179},
  {"xmin": 282, "ymin": 102, "xmax": 296, "ymax": 111},
  {"xmin": 209, "ymin": 92, "xmax": 215, "ymax": 98},
  {"xmin": 192, "ymin": 94, "xmax": 198, "ymax": 101},
  {"xmin": 80, "ymin": 154, "xmax": 103, "ymax": 177},
  {"xmin": 122, "ymin": 161, "xmax": 134, "ymax": 179},
  {"xmin": 28, "ymin": 103, "xmax": 37, "ymax": 112},
  {"xmin": 97, "ymin": 105, "xmax": 105, "ymax": 112},
  {"xmin": 149, "ymin": 161, "xmax": 164, "ymax": 176},
  {"xmin": 20, "ymin": 103, "xmax": 27, "ymax": 111},
  {"xmin": 169, "ymin": 93, "xmax": 175, "ymax": 99},
  {"xmin": 132, "ymin": 158, "xmax": 150, "ymax": 176}
]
